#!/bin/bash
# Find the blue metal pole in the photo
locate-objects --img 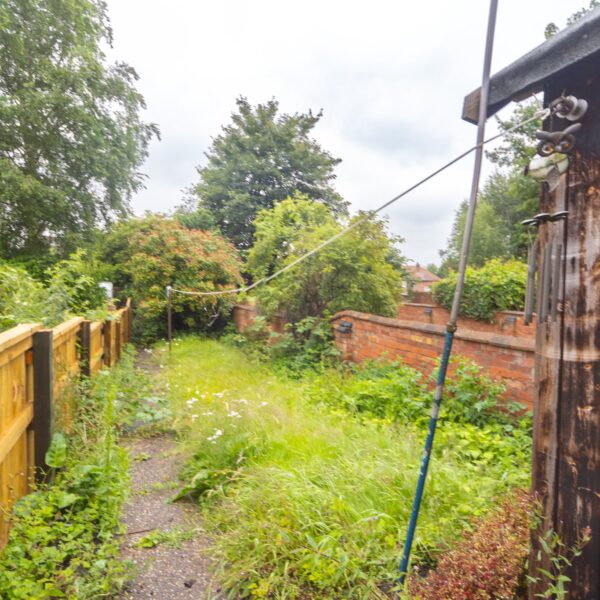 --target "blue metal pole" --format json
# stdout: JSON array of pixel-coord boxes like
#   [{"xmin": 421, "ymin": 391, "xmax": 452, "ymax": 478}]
[
  {"xmin": 398, "ymin": 329, "xmax": 454, "ymax": 581},
  {"xmin": 398, "ymin": 0, "xmax": 498, "ymax": 586}
]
